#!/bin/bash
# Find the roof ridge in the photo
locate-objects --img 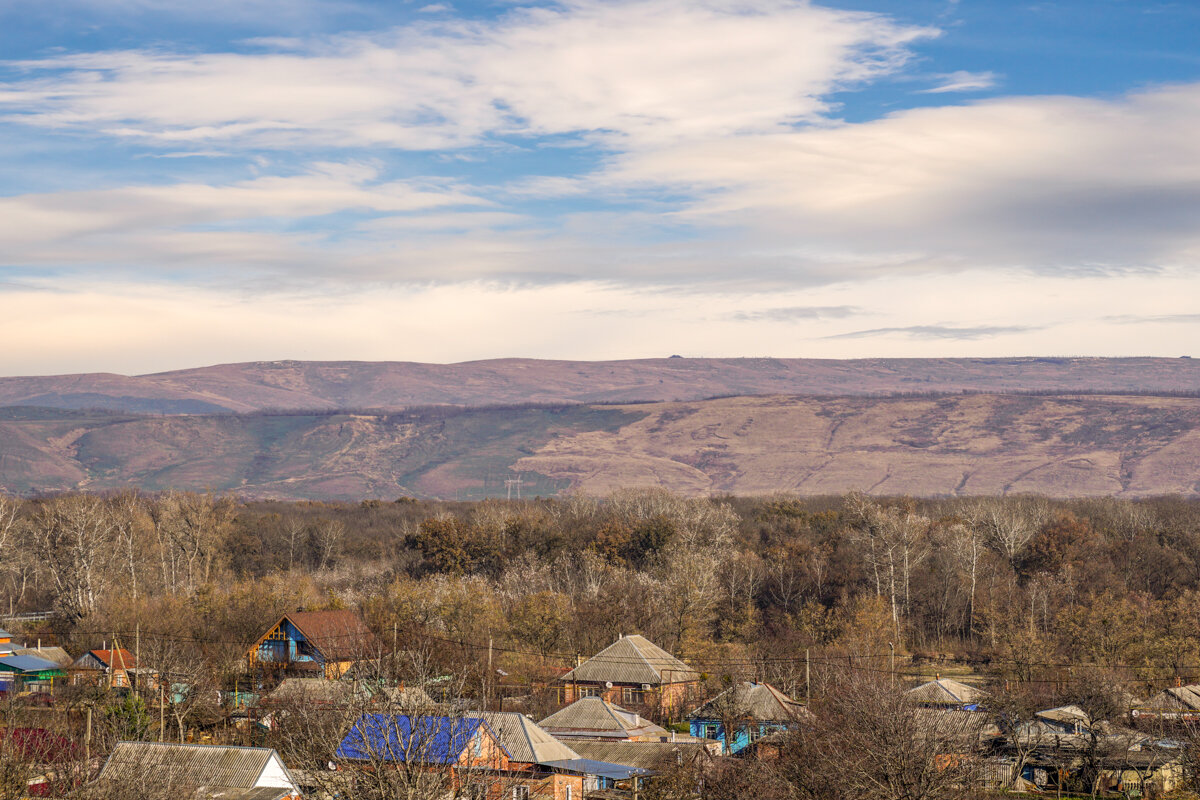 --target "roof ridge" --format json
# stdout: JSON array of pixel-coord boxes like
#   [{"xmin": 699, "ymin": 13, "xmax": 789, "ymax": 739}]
[{"xmin": 627, "ymin": 637, "xmax": 661, "ymax": 682}]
